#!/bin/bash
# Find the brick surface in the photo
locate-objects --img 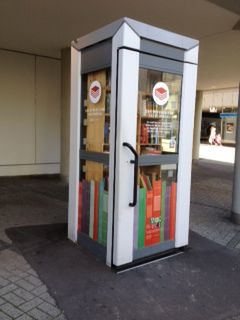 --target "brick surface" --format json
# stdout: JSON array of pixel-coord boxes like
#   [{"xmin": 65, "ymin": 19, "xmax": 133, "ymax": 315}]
[
  {"xmin": 16, "ymin": 315, "xmax": 34, "ymax": 320},
  {"xmin": 31, "ymin": 285, "xmax": 47, "ymax": 296},
  {"xmin": 0, "ymin": 310, "xmax": 11, "ymax": 320},
  {"xmin": 0, "ymin": 277, "xmax": 9, "ymax": 287},
  {"xmin": 0, "ymin": 177, "xmax": 68, "ymax": 320},
  {"xmin": 28, "ymin": 308, "xmax": 52, "ymax": 320},
  {"xmin": 190, "ymin": 161, "xmax": 240, "ymax": 250},
  {"xmin": 0, "ymin": 284, "xmax": 17, "ymax": 296},
  {"xmin": 39, "ymin": 292, "xmax": 56, "ymax": 305},
  {"xmin": 1, "ymin": 302, "xmax": 24, "ymax": 318},
  {"xmin": 16, "ymin": 279, "xmax": 35, "ymax": 292},
  {"xmin": 25, "ymin": 276, "xmax": 42, "ymax": 288},
  {"xmin": 38, "ymin": 302, "xmax": 61, "ymax": 317},
  {"xmin": 13, "ymin": 288, "xmax": 35, "ymax": 302},
  {"xmin": 54, "ymin": 314, "xmax": 67, "ymax": 320},
  {"xmin": 19, "ymin": 298, "xmax": 44, "ymax": 312},
  {"xmin": 2, "ymin": 292, "xmax": 25, "ymax": 306}
]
